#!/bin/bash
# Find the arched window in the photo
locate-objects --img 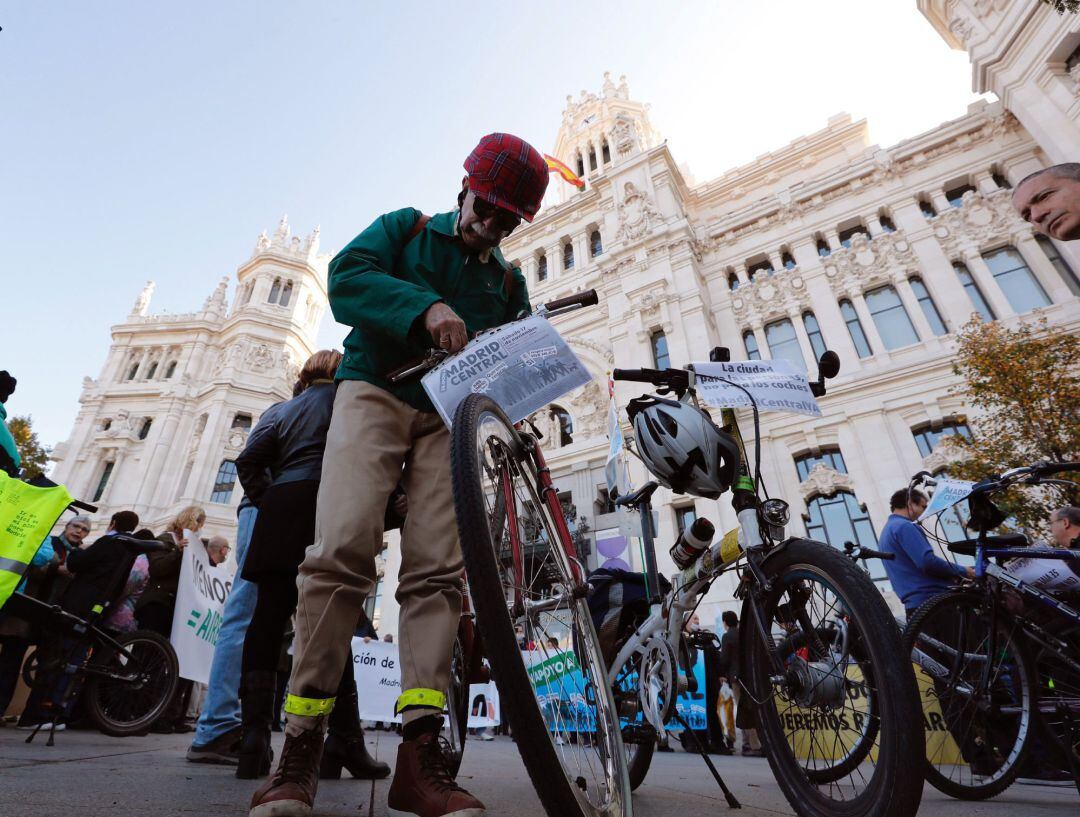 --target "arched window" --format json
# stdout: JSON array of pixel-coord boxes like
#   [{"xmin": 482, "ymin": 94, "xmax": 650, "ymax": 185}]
[
  {"xmin": 575, "ymin": 153, "xmax": 585, "ymax": 179},
  {"xmin": 563, "ymin": 242, "xmax": 574, "ymax": 270},
  {"xmin": 537, "ymin": 254, "xmax": 548, "ymax": 283},
  {"xmin": 953, "ymin": 262, "xmax": 995, "ymax": 322},
  {"xmin": 146, "ymin": 361, "xmax": 158, "ymax": 379},
  {"xmin": 865, "ymin": 284, "xmax": 918, "ymax": 349},
  {"xmin": 878, "ymin": 215, "xmax": 897, "ymax": 233},
  {"xmin": 982, "ymin": 247, "xmax": 1050, "ymax": 313},
  {"xmin": 601, "ymin": 138, "xmax": 611, "ymax": 165},
  {"xmin": 727, "ymin": 273, "xmax": 740, "ymax": 292},
  {"xmin": 839, "ymin": 299, "xmax": 872, "ymax": 358},
  {"xmin": 231, "ymin": 413, "xmax": 253, "ymax": 430},
  {"xmin": 268, "ymin": 277, "xmax": 281, "ymax": 303},
  {"xmin": 945, "ymin": 183, "xmax": 976, "ymax": 207},
  {"xmin": 991, "ymin": 169, "xmax": 1011, "ymax": 190},
  {"xmin": 126, "ymin": 362, "xmax": 140, "ymax": 381},
  {"xmin": 550, "ymin": 406, "xmax": 574, "ymax": 447},
  {"xmin": 805, "ymin": 491, "xmax": 882, "ymax": 580},
  {"xmin": 795, "ymin": 448, "xmax": 847, "ymax": 480},
  {"xmin": 802, "ymin": 312, "xmax": 827, "ymax": 360},
  {"xmin": 816, "ymin": 238, "xmax": 831, "ymax": 258},
  {"xmin": 164, "ymin": 360, "xmax": 177, "ymax": 379},
  {"xmin": 279, "ymin": 280, "xmax": 293, "ymax": 307},
  {"xmin": 589, "ymin": 230, "xmax": 603, "ymax": 258},
  {"xmin": 747, "ymin": 260, "xmax": 774, "ymax": 280},
  {"xmin": 210, "ymin": 459, "xmax": 238, "ymax": 504},
  {"xmin": 908, "ymin": 277, "xmax": 947, "ymax": 336},
  {"xmin": 918, "ymin": 197, "xmax": 937, "ymax": 218},
  {"xmin": 838, "ymin": 225, "xmax": 869, "ymax": 248},
  {"xmin": 137, "ymin": 417, "xmax": 153, "ymax": 440},
  {"xmin": 781, "ymin": 251, "xmax": 796, "ymax": 270},
  {"xmin": 765, "ymin": 318, "xmax": 805, "ymax": 372},
  {"xmin": 92, "ymin": 461, "xmax": 115, "ymax": 502},
  {"xmin": 742, "ymin": 330, "xmax": 761, "ymax": 360},
  {"xmin": 912, "ymin": 419, "xmax": 971, "ymax": 458},
  {"xmin": 1035, "ymin": 235, "xmax": 1080, "ymax": 296},
  {"xmin": 588, "ymin": 145, "xmax": 597, "ymax": 172},
  {"xmin": 650, "ymin": 331, "xmax": 670, "ymax": 369}
]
